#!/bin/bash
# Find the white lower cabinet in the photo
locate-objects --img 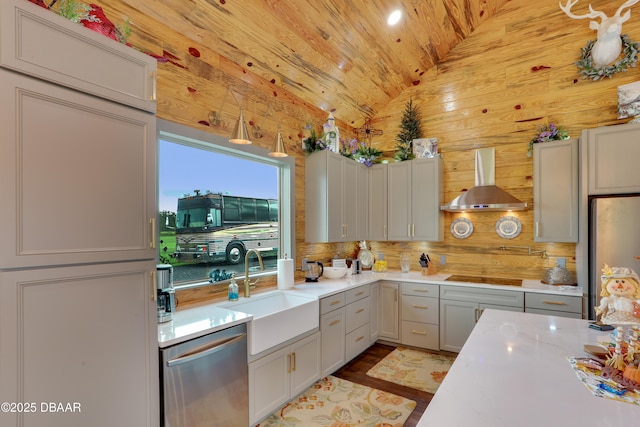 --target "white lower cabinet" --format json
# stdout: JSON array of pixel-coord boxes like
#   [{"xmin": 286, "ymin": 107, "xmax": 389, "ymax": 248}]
[
  {"xmin": 378, "ymin": 281, "xmax": 400, "ymax": 341},
  {"xmin": 525, "ymin": 293, "xmax": 583, "ymax": 319},
  {"xmin": 345, "ymin": 287, "xmax": 370, "ymax": 361},
  {"xmin": 249, "ymin": 331, "xmax": 321, "ymax": 426},
  {"xmin": 369, "ymin": 282, "xmax": 379, "ymax": 342},
  {"xmin": 439, "ymin": 286, "xmax": 524, "ymax": 352},
  {"xmin": 0, "ymin": 261, "xmax": 158, "ymax": 427},
  {"xmin": 321, "ymin": 306, "xmax": 346, "ymax": 376},
  {"xmin": 319, "ymin": 285, "xmax": 372, "ymax": 377},
  {"xmin": 400, "ymin": 283, "xmax": 439, "ymax": 350}
]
